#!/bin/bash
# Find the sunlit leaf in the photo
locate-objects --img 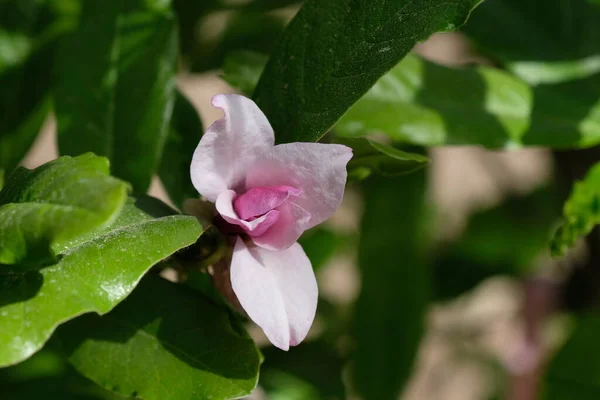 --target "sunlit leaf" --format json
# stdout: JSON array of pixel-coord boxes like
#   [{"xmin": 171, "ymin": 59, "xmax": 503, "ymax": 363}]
[
  {"xmin": 551, "ymin": 162, "xmax": 600, "ymax": 257},
  {"xmin": 0, "ymin": 199, "xmax": 204, "ymax": 367},
  {"xmin": 336, "ymin": 54, "xmax": 600, "ymax": 149},
  {"xmin": 0, "ymin": 154, "xmax": 130, "ymax": 267}
]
